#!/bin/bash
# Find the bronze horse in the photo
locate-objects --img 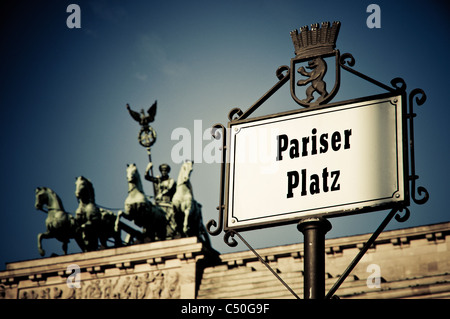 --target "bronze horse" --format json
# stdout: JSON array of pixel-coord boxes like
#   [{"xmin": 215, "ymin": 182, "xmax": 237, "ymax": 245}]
[
  {"xmin": 116, "ymin": 164, "xmax": 167, "ymax": 242},
  {"xmin": 35, "ymin": 187, "xmax": 83, "ymax": 256},
  {"xmin": 117, "ymin": 164, "xmax": 168, "ymax": 242},
  {"xmin": 172, "ymin": 160, "xmax": 211, "ymax": 246},
  {"xmin": 75, "ymin": 176, "xmax": 126, "ymax": 249}
]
